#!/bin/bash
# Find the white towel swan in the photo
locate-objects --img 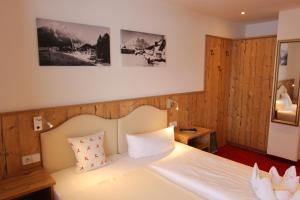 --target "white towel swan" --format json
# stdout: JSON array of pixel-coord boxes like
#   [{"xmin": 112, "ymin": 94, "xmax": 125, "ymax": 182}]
[{"xmin": 251, "ymin": 163, "xmax": 300, "ymax": 200}]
